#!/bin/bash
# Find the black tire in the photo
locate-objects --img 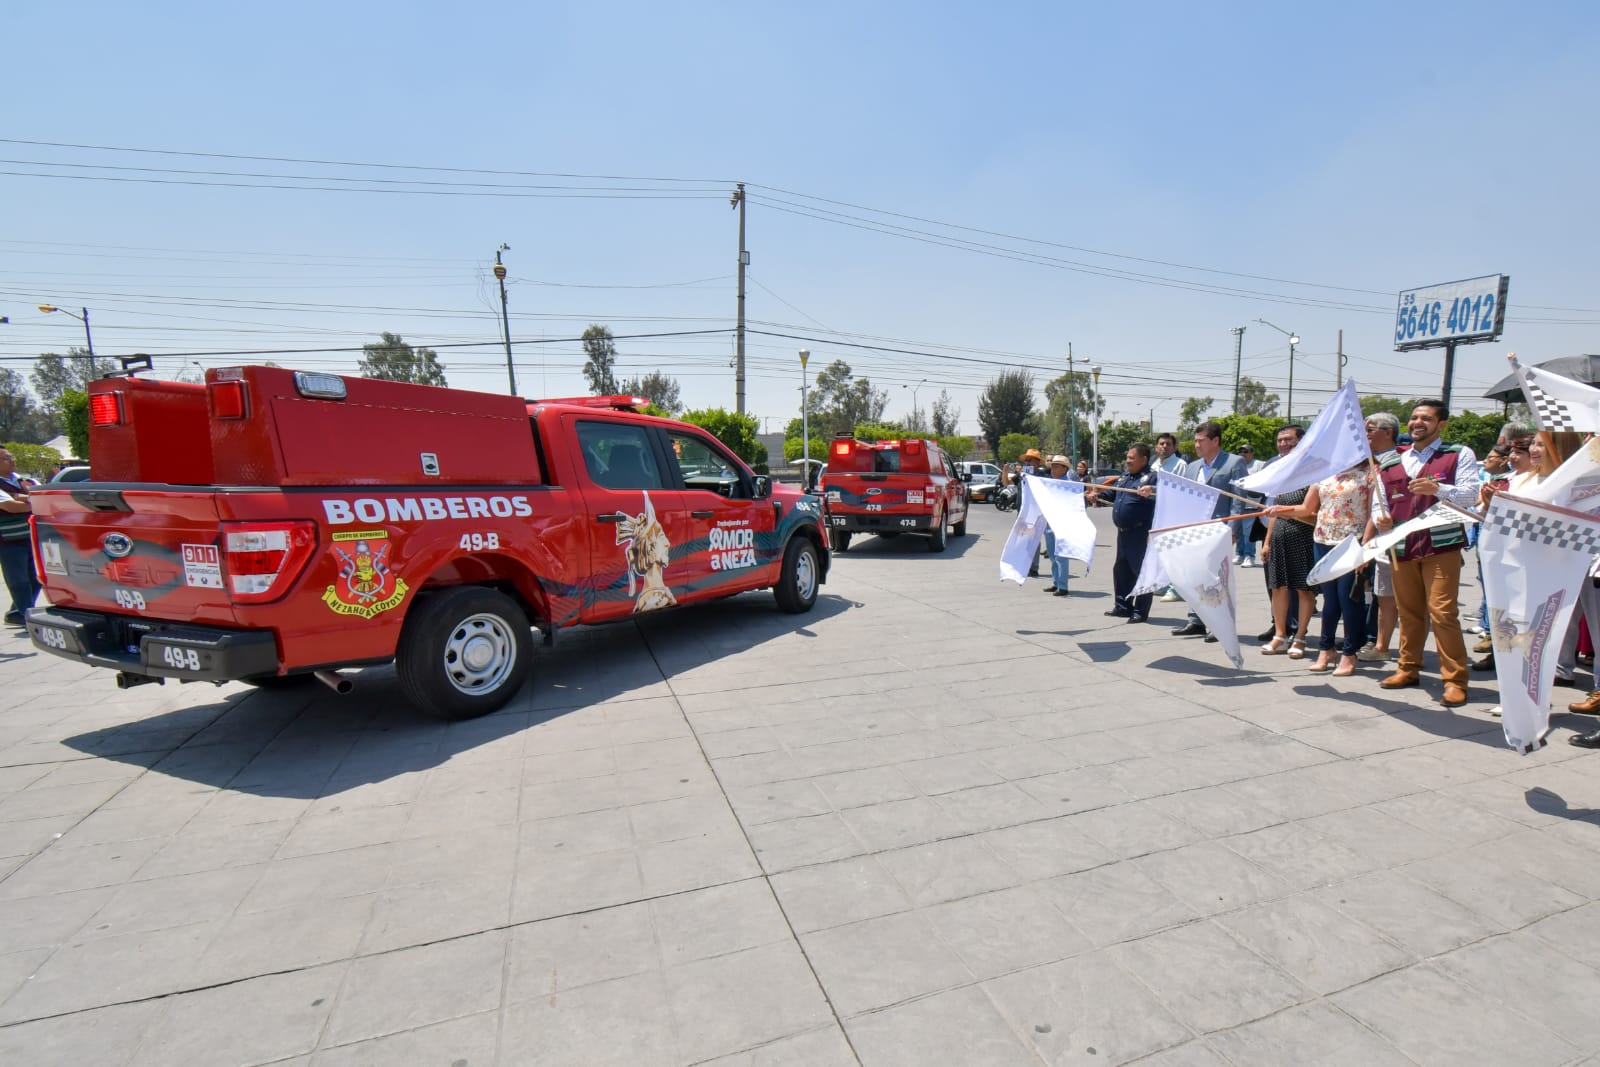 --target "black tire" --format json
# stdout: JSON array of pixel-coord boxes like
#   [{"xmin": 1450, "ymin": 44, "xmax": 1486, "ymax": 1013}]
[
  {"xmin": 928, "ymin": 509, "xmax": 947, "ymax": 552},
  {"xmin": 951, "ymin": 509, "xmax": 967, "ymax": 537},
  {"xmin": 829, "ymin": 530, "xmax": 852, "ymax": 553},
  {"xmin": 774, "ymin": 537, "xmax": 820, "ymax": 614},
  {"xmin": 396, "ymin": 586, "xmax": 534, "ymax": 721}
]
